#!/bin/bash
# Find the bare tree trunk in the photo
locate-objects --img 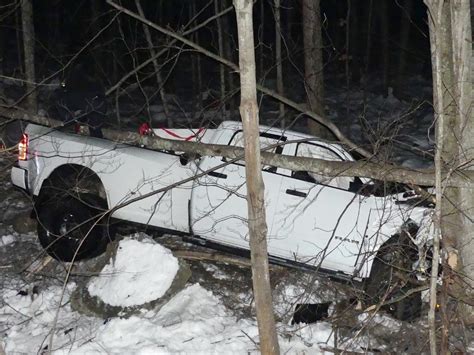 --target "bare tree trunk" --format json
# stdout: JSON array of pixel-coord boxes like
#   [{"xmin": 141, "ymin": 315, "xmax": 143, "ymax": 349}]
[
  {"xmin": 233, "ymin": 0, "xmax": 280, "ymax": 353},
  {"xmin": 349, "ymin": 0, "xmax": 360, "ymax": 84},
  {"xmin": 16, "ymin": 8, "xmax": 23, "ymax": 75},
  {"xmin": 448, "ymin": 0, "xmax": 474, "ymax": 325},
  {"xmin": 364, "ymin": 0, "xmax": 374, "ymax": 79},
  {"xmin": 215, "ymin": 0, "xmax": 227, "ymax": 120},
  {"xmin": 258, "ymin": 0, "xmax": 265, "ymax": 80},
  {"xmin": 380, "ymin": 0, "xmax": 390, "ymax": 94},
  {"xmin": 135, "ymin": 0, "xmax": 171, "ymax": 126},
  {"xmin": 425, "ymin": 0, "xmax": 474, "ymax": 331},
  {"xmin": 395, "ymin": 0, "xmax": 414, "ymax": 97},
  {"xmin": 20, "ymin": 0, "xmax": 37, "ymax": 112},
  {"xmin": 223, "ymin": 0, "xmax": 236, "ymax": 116},
  {"xmin": 191, "ymin": 1, "xmax": 203, "ymax": 113},
  {"xmin": 345, "ymin": 0, "xmax": 351, "ymax": 88},
  {"xmin": 302, "ymin": 0, "xmax": 331, "ymax": 139},
  {"xmin": 428, "ymin": 5, "xmax": 447, "ymax": 352},
  {"xmin": 90, "ymin": 0, "xmax": 104, "ymax": 71},
  {"xmin": 274, "ymin": 0, "xmax": 285, "ymax": 127}
]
